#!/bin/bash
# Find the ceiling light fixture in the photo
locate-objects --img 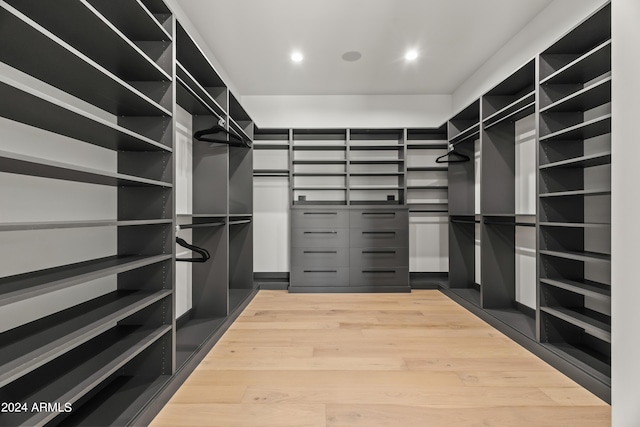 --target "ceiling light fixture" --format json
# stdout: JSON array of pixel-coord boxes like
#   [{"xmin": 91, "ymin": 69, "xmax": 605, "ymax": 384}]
[
  {"xmin": 291, "ymin": 51, "xmax": 304, "ymax": 63},
  {"xmin": 405, "ymin": 50, "xmax": 418, "ymax": 61}
]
